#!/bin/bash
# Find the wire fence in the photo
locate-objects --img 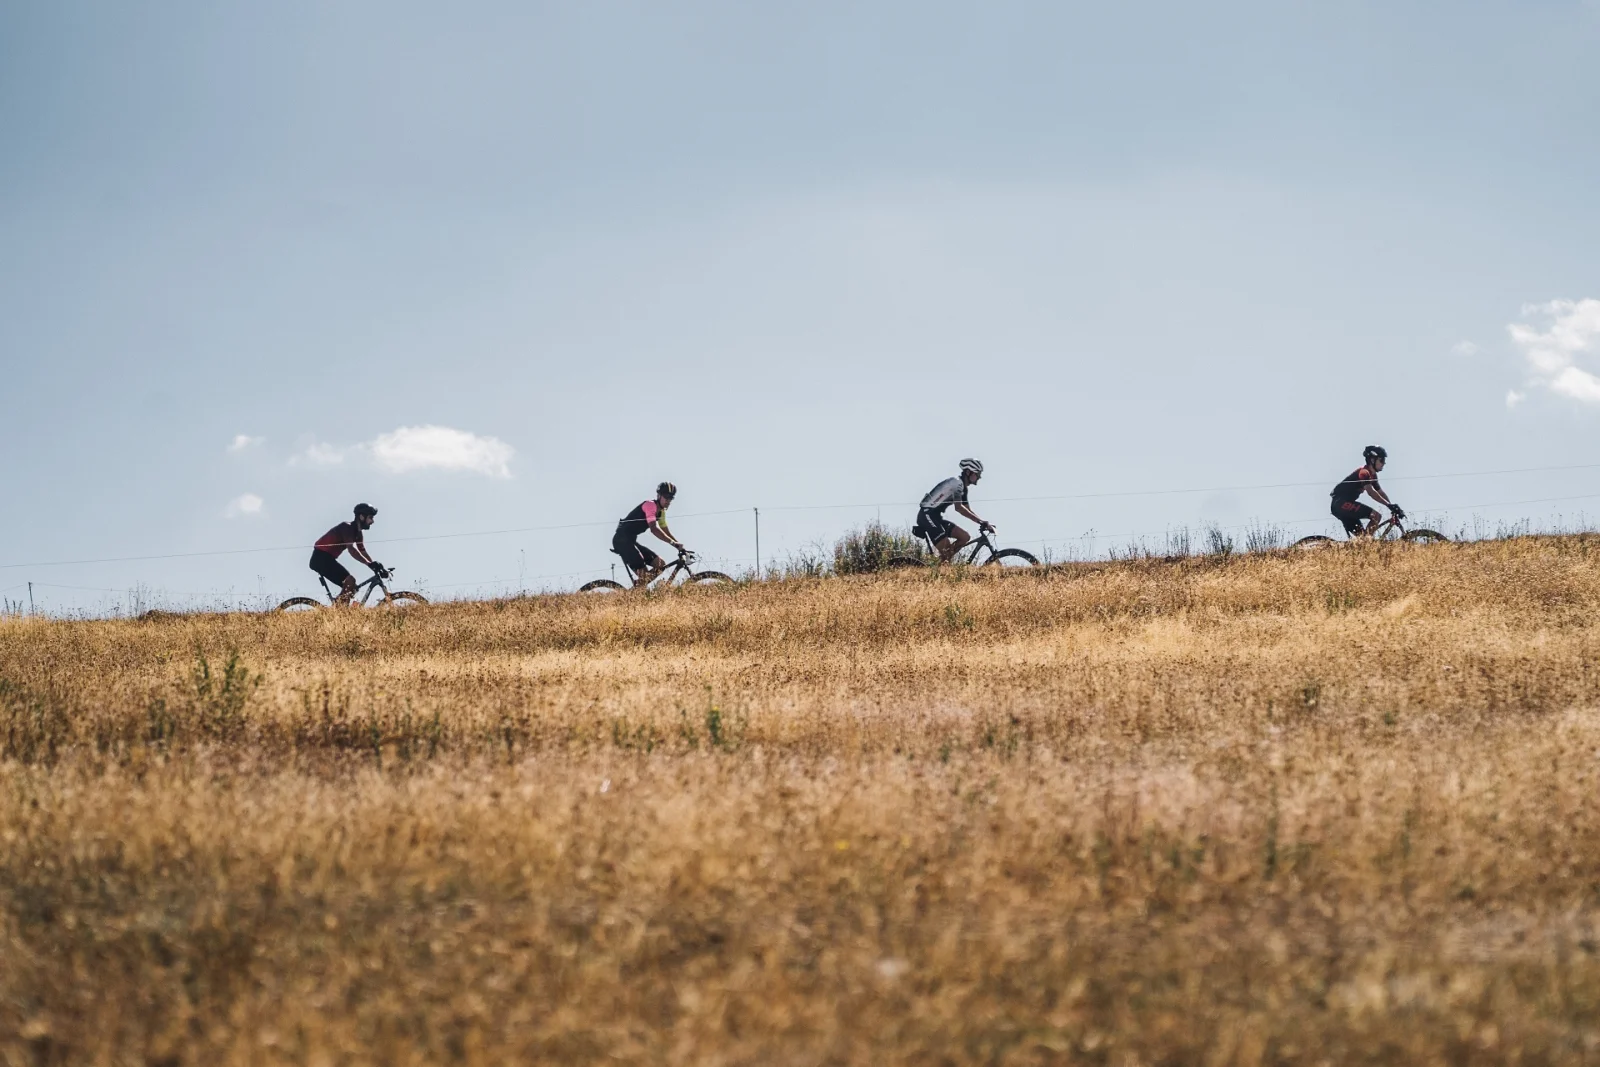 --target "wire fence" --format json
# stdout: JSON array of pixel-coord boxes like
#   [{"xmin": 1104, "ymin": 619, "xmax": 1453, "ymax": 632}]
[{"xmin": 5, "ymin": 462, "xmax": 1600, "ymax": 618}]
